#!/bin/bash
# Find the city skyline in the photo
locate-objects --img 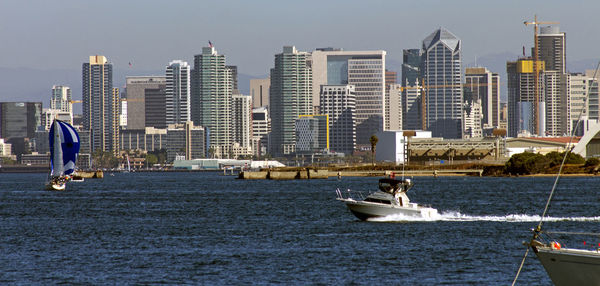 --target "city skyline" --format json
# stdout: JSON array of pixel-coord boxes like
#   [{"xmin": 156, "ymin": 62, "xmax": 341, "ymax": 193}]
[{"xmin": 2, "ymin": 1, "xmax": 600, "ymax": 104}]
